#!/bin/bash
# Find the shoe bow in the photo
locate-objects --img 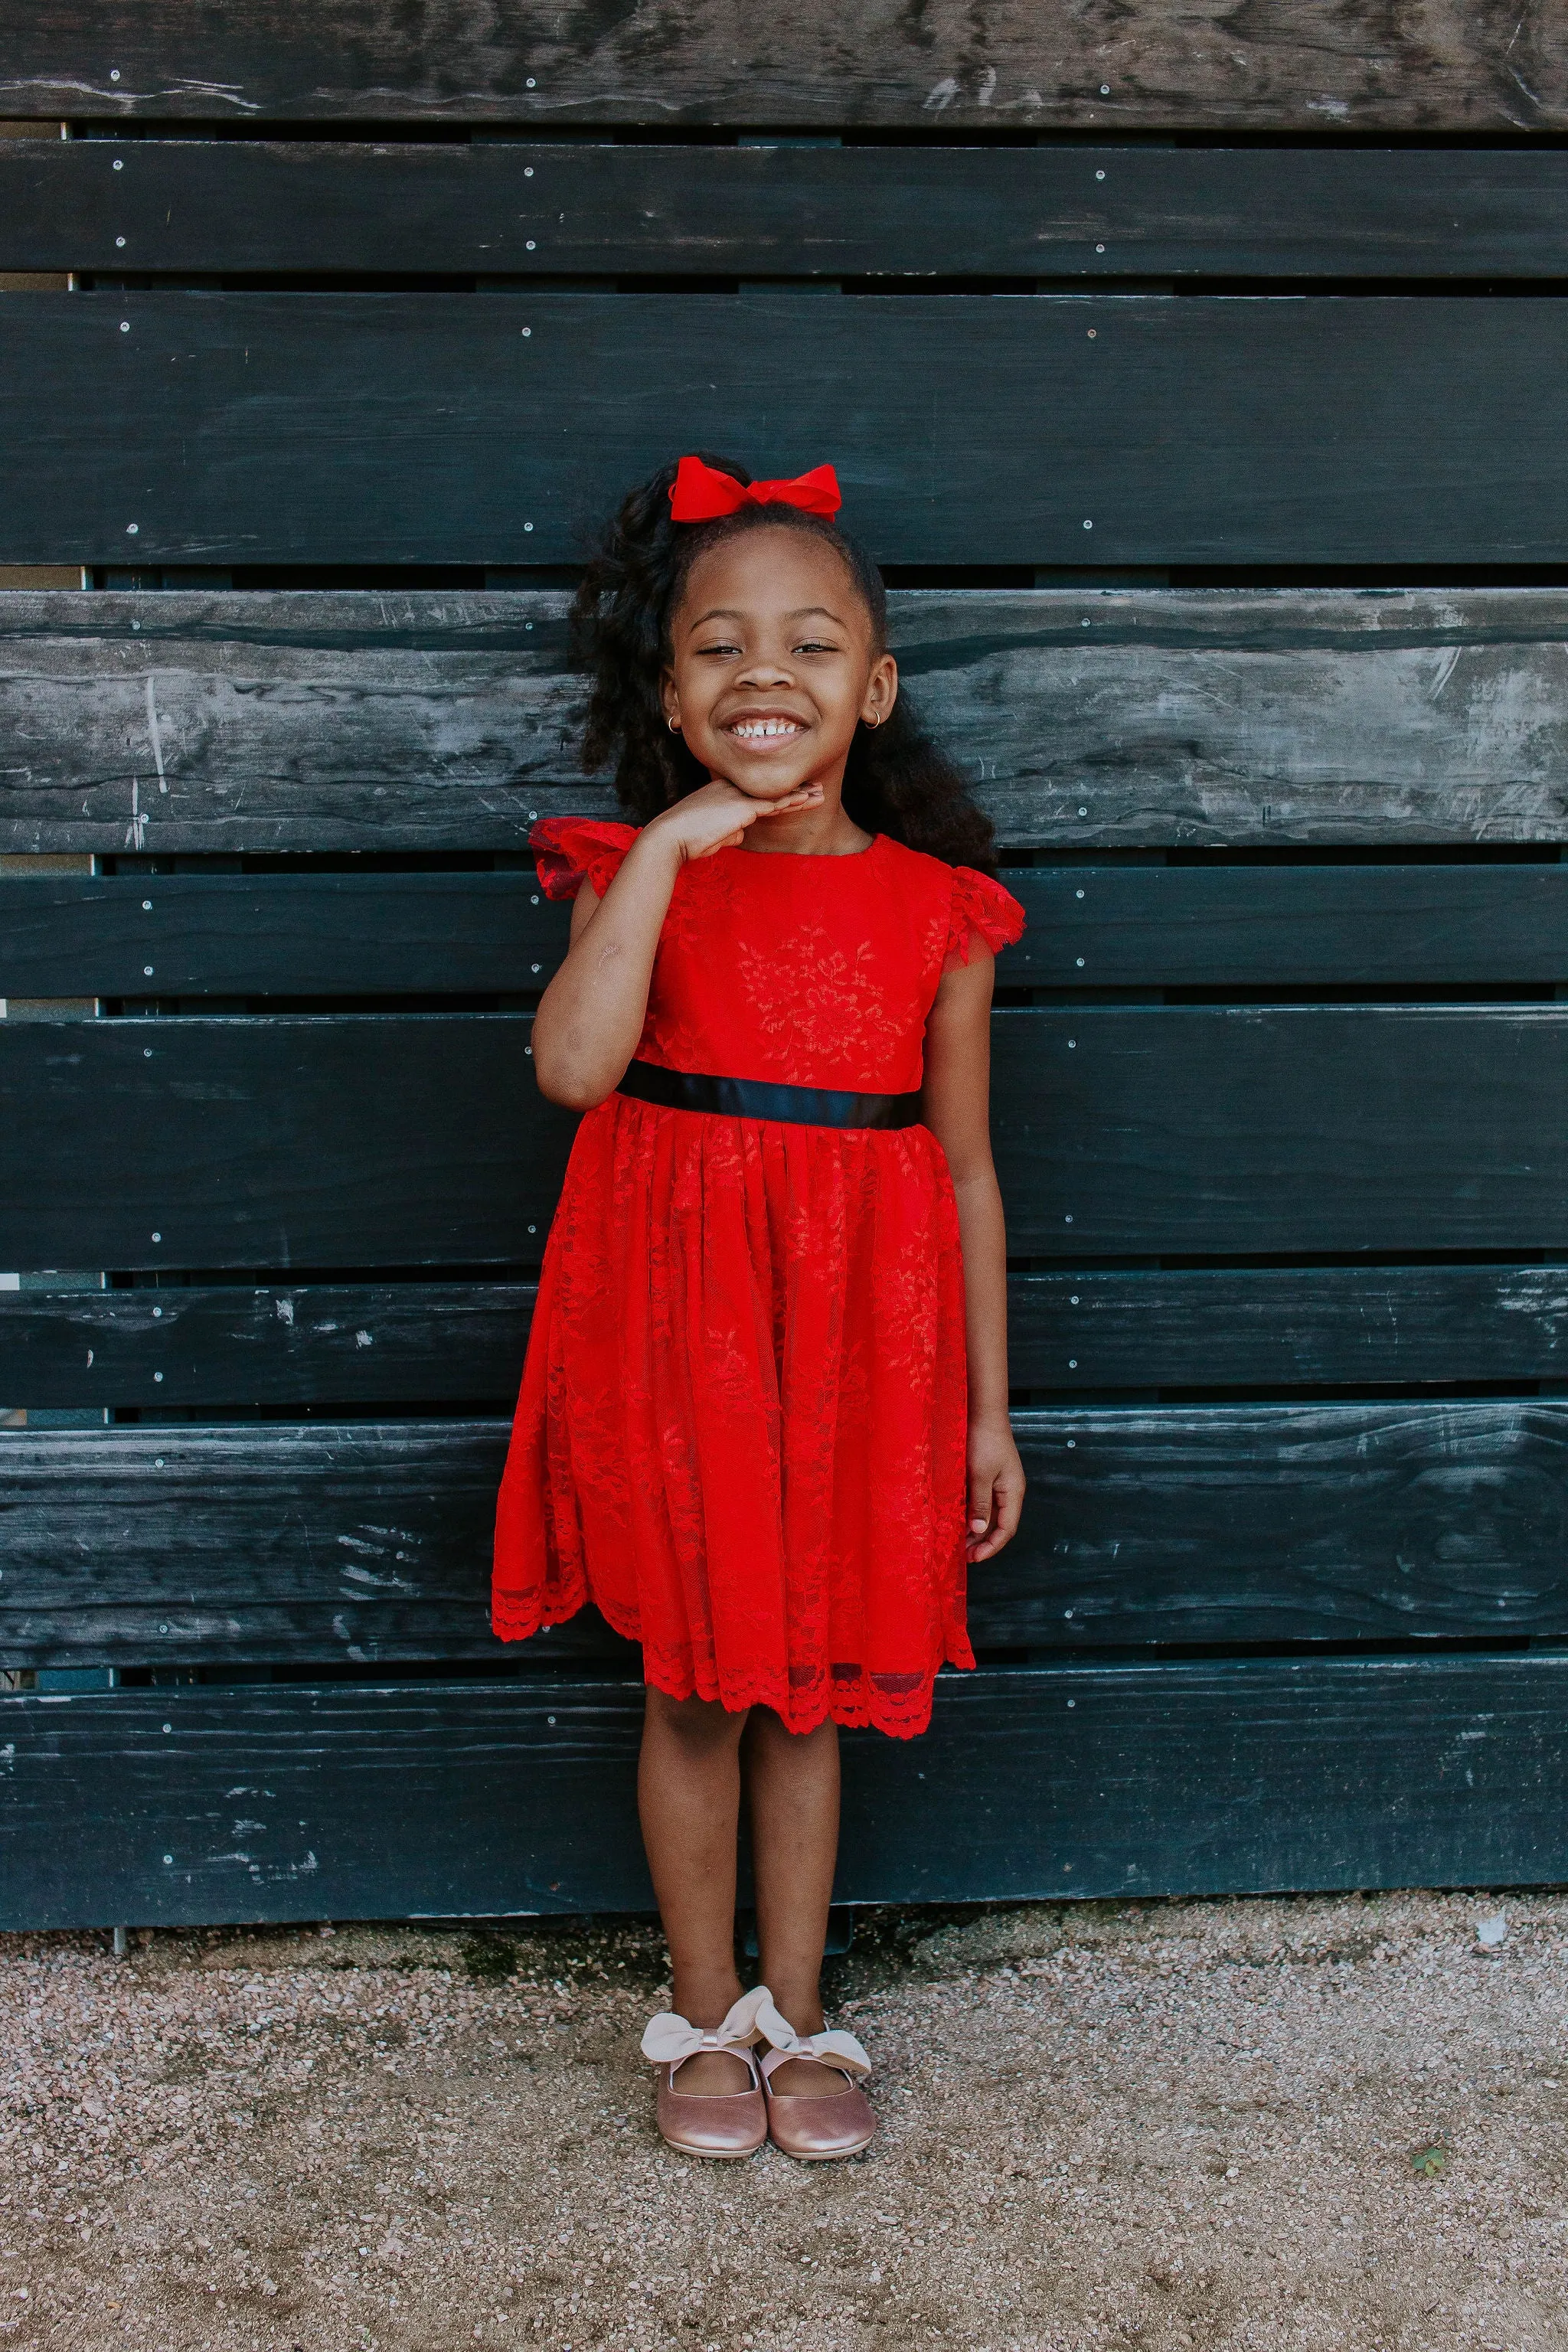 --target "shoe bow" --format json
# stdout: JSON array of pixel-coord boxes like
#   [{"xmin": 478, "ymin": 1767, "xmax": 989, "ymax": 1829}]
[
  {"xmin": 760, "ymin": 2019, "xmax": 871, "ymax": 2080},
  {"xmin": 640, "ymin": 1984, "xmax": 791, "ymax": 2067}
]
